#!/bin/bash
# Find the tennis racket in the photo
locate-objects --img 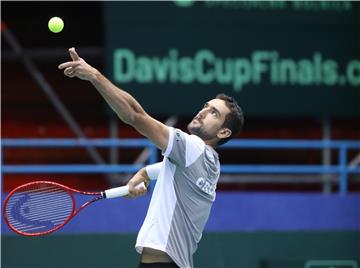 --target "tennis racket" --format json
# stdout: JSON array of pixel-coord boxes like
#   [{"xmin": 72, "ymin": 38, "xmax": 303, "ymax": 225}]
[{"xmin": 3, "ymin": 180, "xmax": 146, "ymax": 237}]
